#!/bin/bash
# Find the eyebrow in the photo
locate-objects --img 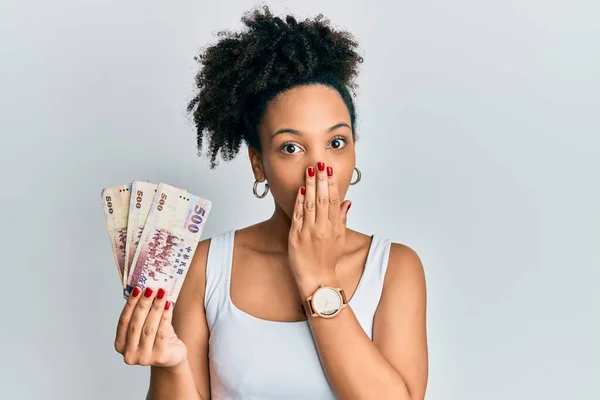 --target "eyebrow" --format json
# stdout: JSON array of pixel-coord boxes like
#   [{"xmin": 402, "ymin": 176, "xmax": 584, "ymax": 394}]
[{"xmin": 271, "ymin": 122, "xmax": 351, "ymax": 138}]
